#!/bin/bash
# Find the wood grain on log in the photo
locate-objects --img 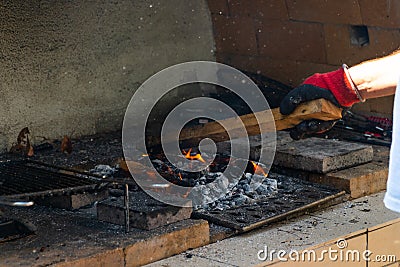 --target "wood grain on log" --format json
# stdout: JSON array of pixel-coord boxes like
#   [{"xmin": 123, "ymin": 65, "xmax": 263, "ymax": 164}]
[{"xmin": 147, "ymin": 99, "xmax": 342, "ymax": 148}]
